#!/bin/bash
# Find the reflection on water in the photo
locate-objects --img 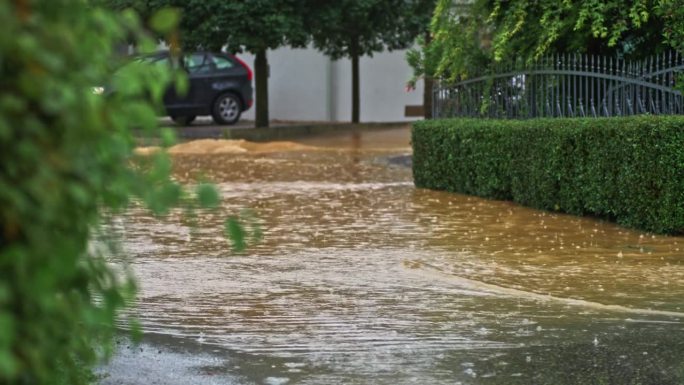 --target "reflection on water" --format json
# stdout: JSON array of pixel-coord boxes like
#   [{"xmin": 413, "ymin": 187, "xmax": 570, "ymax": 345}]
[{"xmin": 120, "ymin": 128, "xmax": 684, "ymax": 384}]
